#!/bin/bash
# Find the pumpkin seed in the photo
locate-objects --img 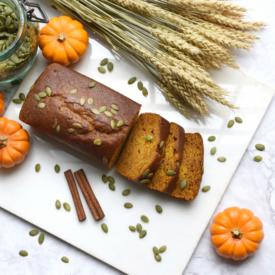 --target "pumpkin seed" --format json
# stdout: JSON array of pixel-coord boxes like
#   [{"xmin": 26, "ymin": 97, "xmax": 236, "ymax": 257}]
[
  {"xmin": 19, "ymin": 250, "xmax": 28, "ymax": 257},
  {"xmin": 111, "ymin": 120, "xmax": 116, "ymax": 129},
  {"xmin": 107, "ymin": 176, "xmax": 115, "ymax": 183},
  {"xmin": 140, "ymin": 179, "xmax": 149, "ymax": 184},
  {"xmin": 55, "ymin": 200, "xmax": 61, "ymax": 210},
  {"xmin": 137, "ymin": 81, "xmax": 143, "ymax": 91},
  {"xmin": 67, "ymin": 128, "xmax": 75, "ymax": 133},
  {"xmin": 92, "ymin": 108, "xmax": 100, "ymax": 115},
  {"xmin": 145, "ymin": 135, "xmax": 153, "ymax": 141},
  {"xmin": 160, "ymin": 141, "xmax": 165, "ymax": 148},
  {"xmin": 255, "ymin": 144, "xmax": 265, "ymax": 151},
  {"xmin": 154, "ymin": 254, "xmax": 161, "ymax": 262},
  {"xmin": 69, "ymin": 89, "xmax": 78, "ymax": 95},
  {"xmin": 80, "ymin": 98, "xmax": 85, "ymax": 106},
  {"xmin": 143, "ymin": 169, "xmax": 150, "ymax": 179},
  {"xmin": 117, "ymin": 120, "xmax": 125, "ymax": 127},
  {"xmin": 38, "ymin": 103, "xmax": 45, "ymax": 108},
  {"xmin": 208, "ymin": 136, "xmax": 216, "ymax": 142},
  {"xmin": 227, "ymin": 120, "xmax": 234, "ymax": 128},
  {"xmin": 63, "ymin": 202, "xmax": 71, "ymax": 211},
  {"xmin": 38, "ymin": 233, "xmax": 44, "ymax": 245},
  {"xmin": 19, "ymin": 93, "xmax": 25, "ymax": 101},
  {"xmin": 46, "ymin": 87, "xmax": 52, "ymax": 96},
  {"xmin": 202, "ymin": 186, "xmax": 211, "ymax": 192},
  {"xmin": 102, "ymin": 174, "xmax": 108, "ymax": 183},
  {"xmin": 99, "ymin": 106, "xmax": 106, "ymax": 113},
  {"xmin": 210, "ymin": 147, "xmax": 217, "ymax": 155},
  {"xmin": 56, "ymin": 125, "xmax": 61, "ymax": 133},
  {"xmin": 202, "ymin": 166, "xmax": 204, "ymax": 175},
  {"xmin": 122, "ymin": 189, "xmax": 131, "ymax": 196},
  {"xmin": 98, "ymin": 67, "xmax": 106, "ymax": 73},
  {"xmin": 13, "ymin": 98, "xmax": 22, "ymax": 104},
  {"xmin": 254, "ymin": 156, "xmax": 263, "ymax": 162},
  {"xmin": 136, "ymin": 223, "xmax": 142, "ymax": 233},
  {"xmin": 94, "ymin": 139, "xmax": 102, "ymax": 146},
  {"xmin": 139, "ymin": 230, "xmax": 147, "ymax": 239},
  {"xmin": 153, "ymin": 247, "xmax": 159, "ymax": 255},
  {"xmin": 61, "ymin": 256, "xmax": 69, "ymax": 263},
  {"xmin": 129, "ymin": 226, "xmax": 136, "ymax": 232},
  {"xmin": 109, "ymin": 183, "xmax": 115, "ymax": 191},
  {"xmin": 38, "ymin": 92, "xmax": 47, "ymax": 98},
  {"xmin": 235, "ymin": 117, "xmax": 243, "ymax": 123},
  {"xmin": 29, "ymin": 230, "xmax": 39, "ymax": 236},
  {"xmin": 103, "ymin": 156, "xmax": 108, "ymax": 165},
  {"xmin": 166, "ymin": 170, "xmax": 176, "ymax": 176},
  {"xmin": 30, "ymin": 84, "xmax": 34, "ymax": 90},
  {"xmin": 88, "ymin": 98, "xmax": 94, "ymax": 105},
  {"xmin": 111, "ymin": 104, "xmax": 119, "ymax": 111},
  {"xmin": 34, "ymin": 94, "xmax": 40, "ymax": 101},
  {"xmin": 180, "ymin": 180, "xmax": 187, "ymax": 190},
  {"xmin": 100, "ymin": 58, "xmax": 108, "ymax": 66},
  {"xmin": 101, "ymin": 223, "xmax": 108, "ymax": 233},
  {"xmin": 147, "ymin": 173, "xmax": 154, "ymax": 179},
  {"xmin": 107, "ymin": 62, "xmax": 113, "ymax": 72},
  {"xmin": 141, "ymin": 215, "xmax": 149, "ymax": 223},
  {"xmin": 159, "ymin": 246, "xmax": 167, "ymax": 253},
  {"xmin": 177, "ymin": 162, "xmax": 180, "ymax": 170},
  {"xmin": 128, "ymin": 77, "xmax": 136, "ymax": 84},
  {"xmin": 142, "ymin": 87, "xmax": 148, "ymax": 97},
  {"xmin": 104, "ymin": 111, "xmax": 113, "ymax": 118},
  {"xmin": 89, "ymin": 82, "xmax": 97, "ymax": 88},
  {"xmin": 55, "ymin": 164, "xmax": 60, "ymax": 173},
  {"xmin": 111, "ymin": 108, "xmax": 118, "ymax": 115},
  {"xmin": 155, "ymin": 205, "xmax": 163, "ymax": 214},
  {"xmin": 217, "ymin": 157, "xmax": 226, "ymax": 162},
  {"xmin": 72, "ymin": 123, "xmax": 83, "ymax": 130},
  {"xmin": 124, "ymin": 203, "xmax": 133, "ymax": 209},
  {"xmin": 35, "ymin": 164, "xmax": 41, "ymax": 173}
]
